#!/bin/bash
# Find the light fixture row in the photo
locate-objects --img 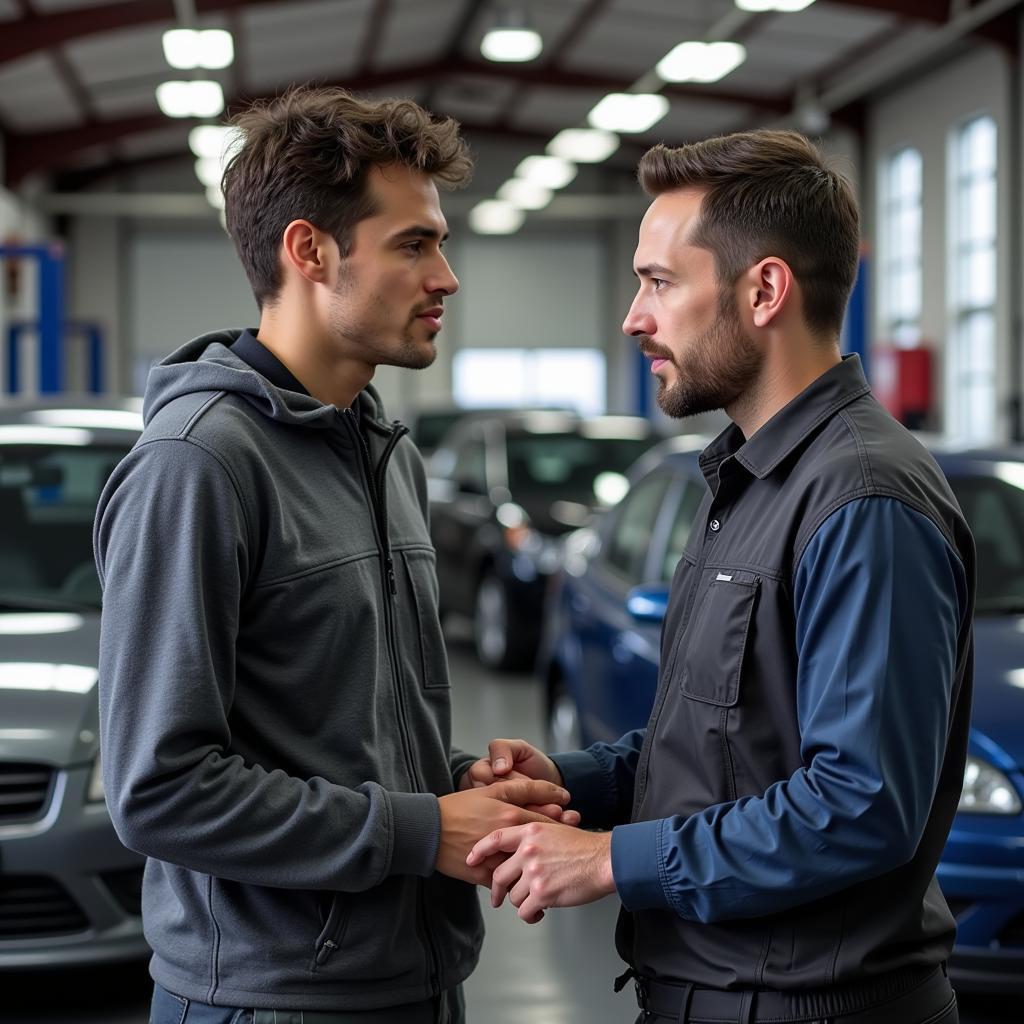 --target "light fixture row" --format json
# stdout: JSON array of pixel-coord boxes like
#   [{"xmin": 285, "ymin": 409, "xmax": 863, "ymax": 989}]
[{"xmin": 470, "ymin": 1, "xmax": 820, "ymax": 232}]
